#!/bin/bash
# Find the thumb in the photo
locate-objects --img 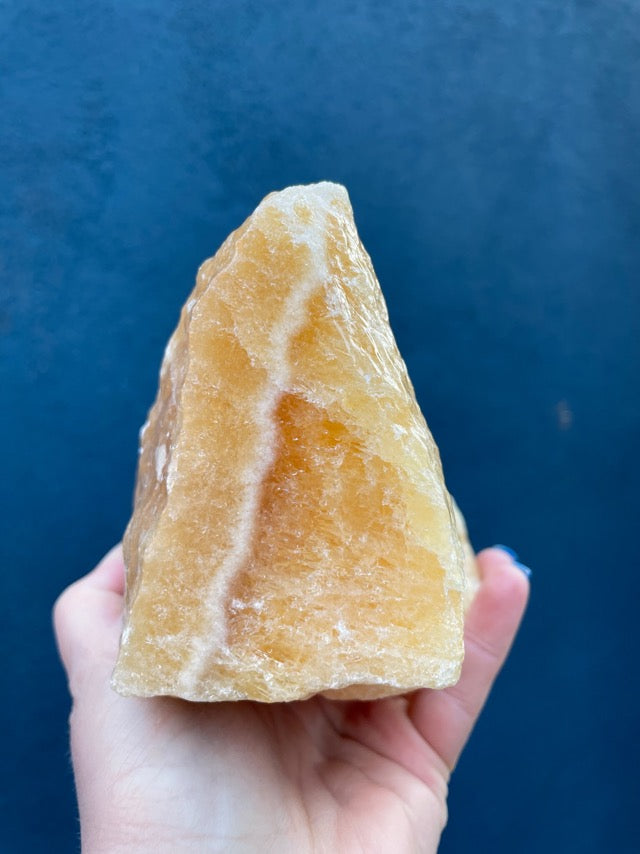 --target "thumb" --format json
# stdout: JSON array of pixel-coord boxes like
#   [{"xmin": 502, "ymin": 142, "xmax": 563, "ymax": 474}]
[{"xmin": 53, "ymin": 544, "xmax": 125, "ymax": 699}]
